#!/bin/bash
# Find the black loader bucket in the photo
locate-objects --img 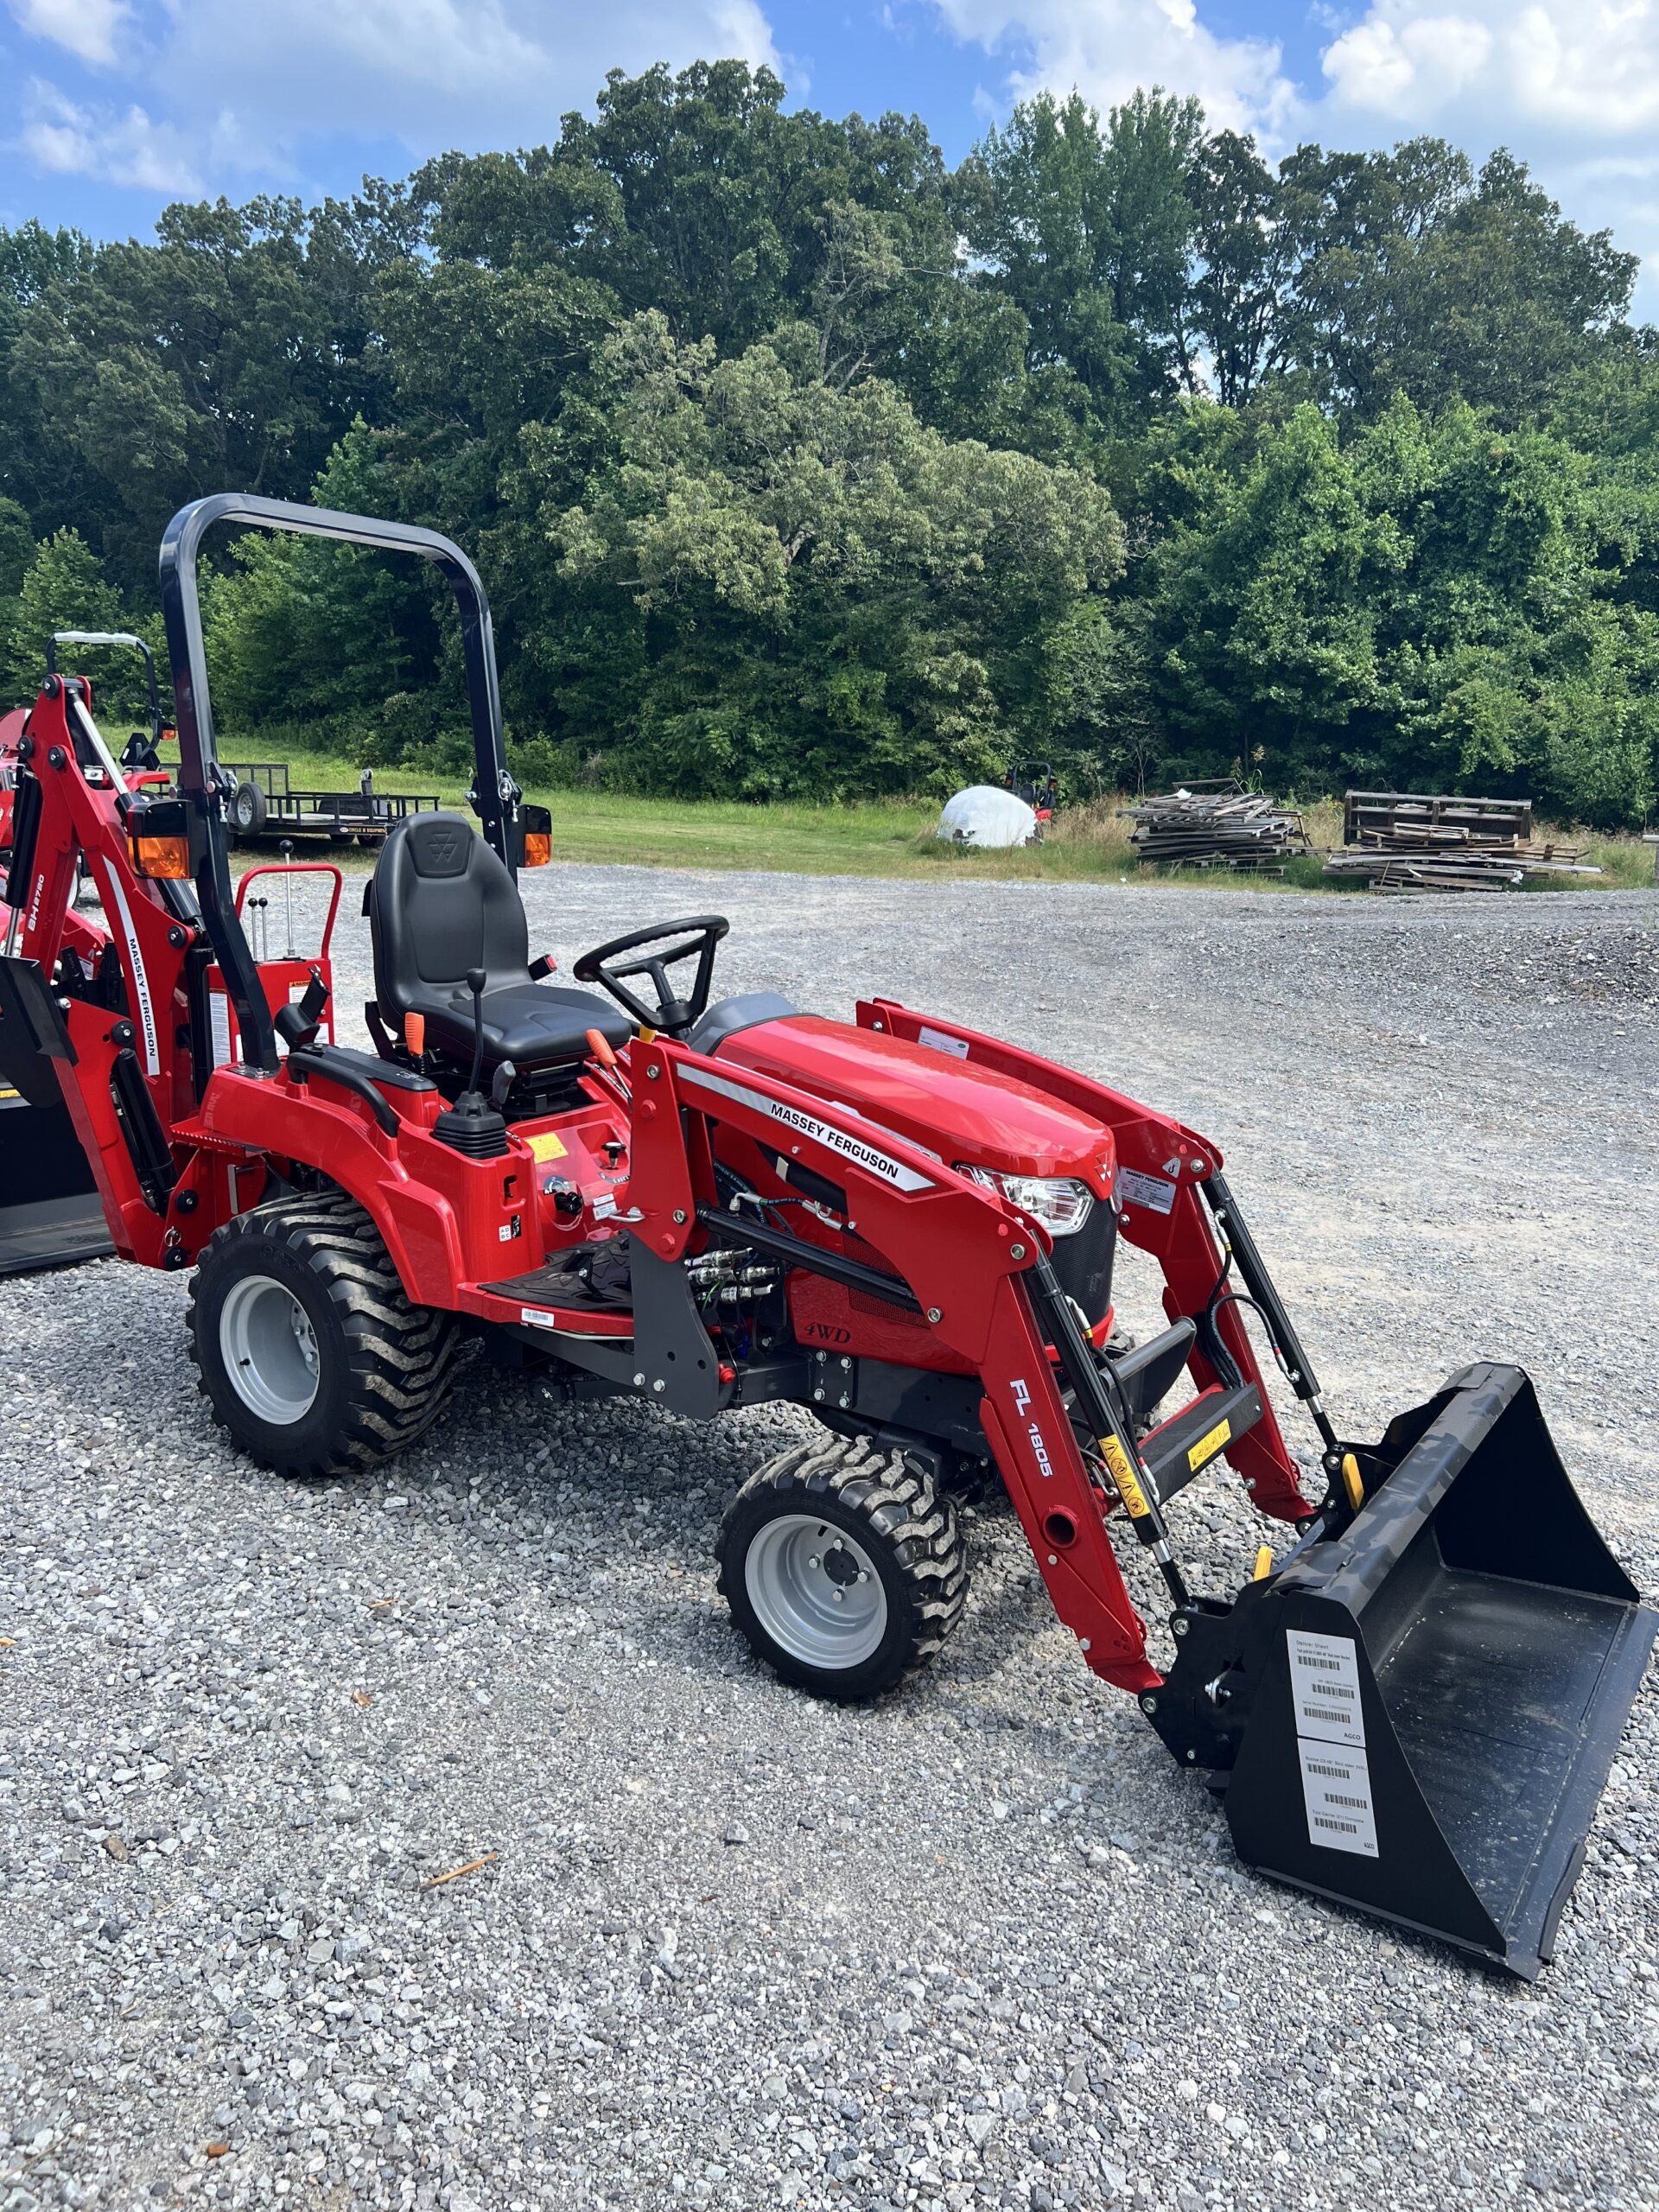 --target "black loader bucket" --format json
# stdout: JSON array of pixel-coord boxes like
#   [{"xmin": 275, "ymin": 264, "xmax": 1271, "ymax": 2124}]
[
  {"xmin": 1152, "ymin": 1364, "xmax": 1656, "ymax": 1977},
  {"xmin": 0, "ymin": 955, "xmax": 111, "ymax": 1275},
  {"xmin": 0, "ymin": 1085, "xmax": 111, "ymax": 1274}
]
